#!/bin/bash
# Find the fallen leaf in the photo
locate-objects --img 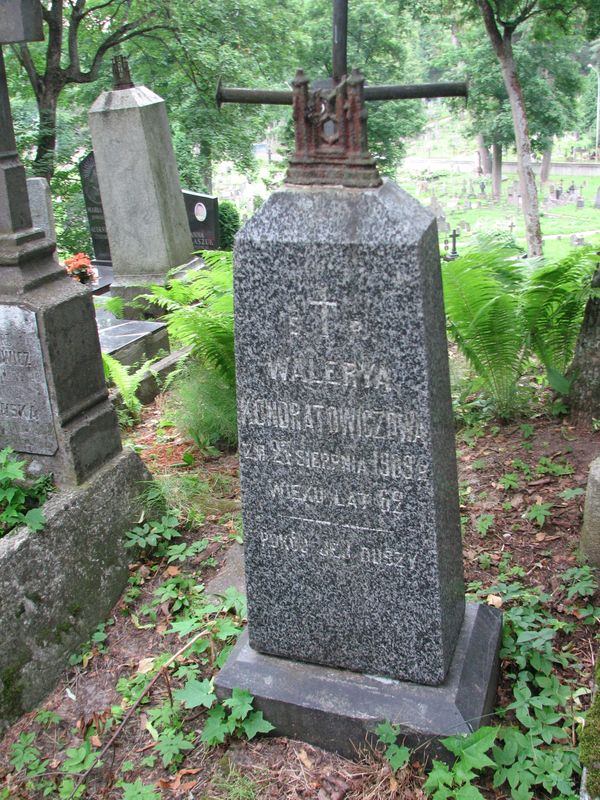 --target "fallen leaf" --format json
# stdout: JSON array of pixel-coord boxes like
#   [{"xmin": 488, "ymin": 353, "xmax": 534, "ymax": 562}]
[
  {"xmin": 166, "ymin": 565, "xmax": 180, "ymax": 576},
  {"xmin": 137, "ymin": 657, "xmax": 155, "ymax": 674},
  {"xmin": 487, "ymin": 594, "xmax": 503, "ymax": 608},
  {"xmin": 535, "ymin": 532, "xmax": 546, "ymax": 542},
  {"xmin": 298, "ymin": 749, "xmax": 313, "ymax": 769},
  {"xmin": 90, "ymin": 734, "xmax": 102, "ymax": 748}
]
